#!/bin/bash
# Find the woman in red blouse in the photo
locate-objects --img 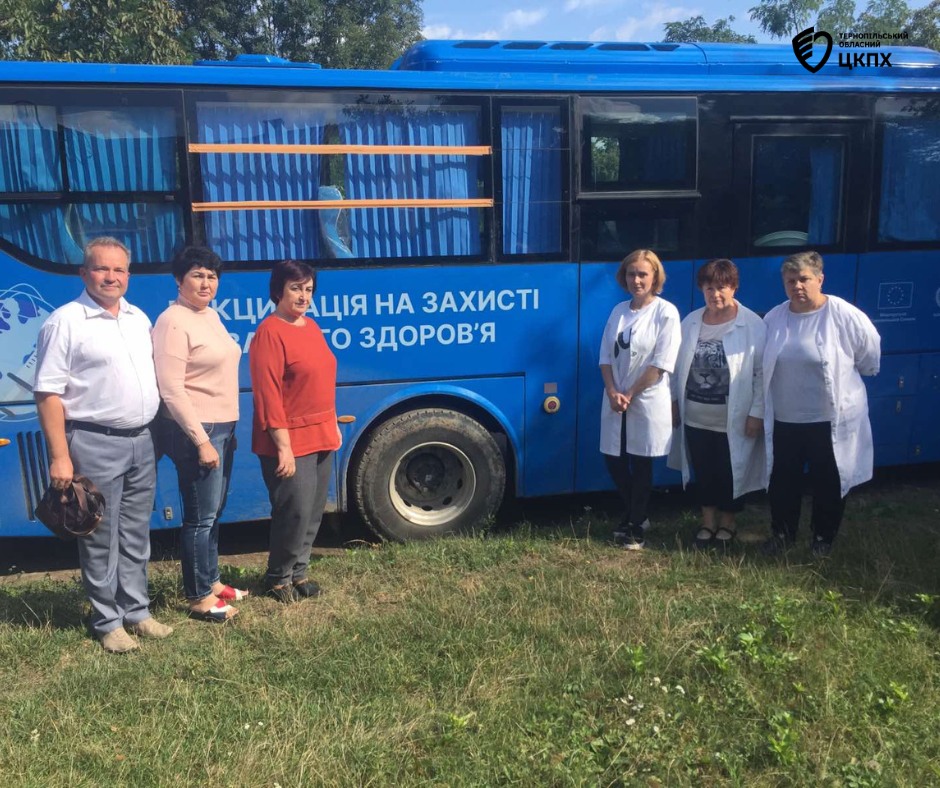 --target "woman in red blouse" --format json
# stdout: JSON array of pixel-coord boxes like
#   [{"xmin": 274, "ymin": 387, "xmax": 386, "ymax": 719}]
[{"xmin": 249, "ymin": 260, "xmax": 341, "ymax": 602}]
